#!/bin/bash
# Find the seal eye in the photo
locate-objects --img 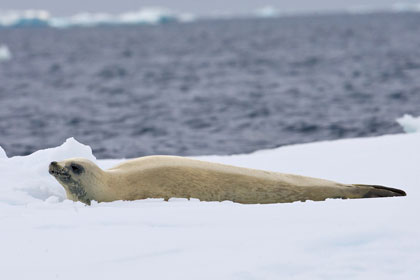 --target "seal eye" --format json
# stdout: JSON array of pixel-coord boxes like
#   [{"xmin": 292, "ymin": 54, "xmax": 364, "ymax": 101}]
[{"xmin": 70, "ymin": 163, "xmax": 84, "ymax": 175}]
